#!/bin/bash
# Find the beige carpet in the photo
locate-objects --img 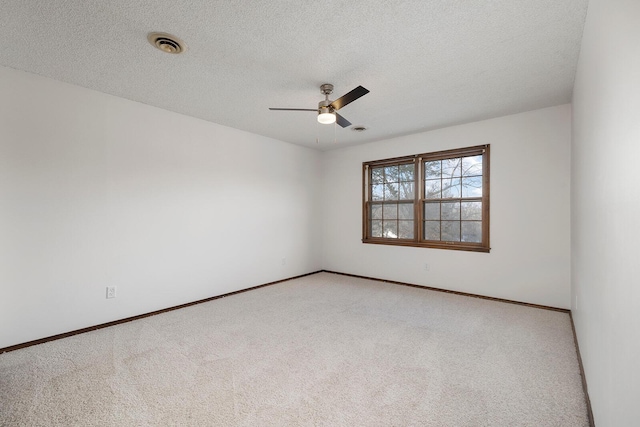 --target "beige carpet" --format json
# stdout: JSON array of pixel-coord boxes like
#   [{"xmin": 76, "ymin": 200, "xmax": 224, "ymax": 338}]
[{"xmin": 0, "ymin": 272, "xmax": 588, "ymax": 426}]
